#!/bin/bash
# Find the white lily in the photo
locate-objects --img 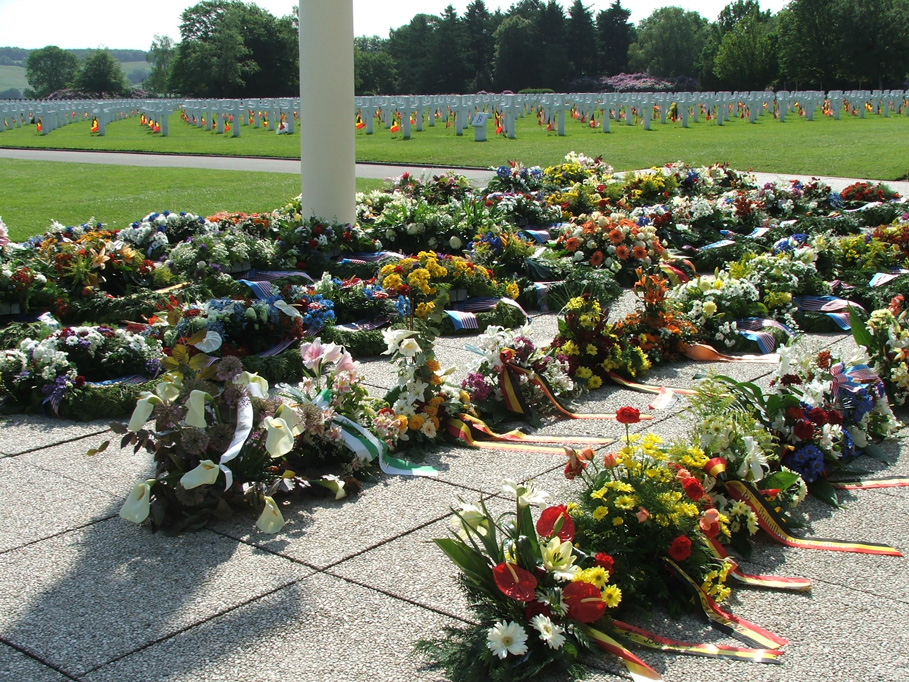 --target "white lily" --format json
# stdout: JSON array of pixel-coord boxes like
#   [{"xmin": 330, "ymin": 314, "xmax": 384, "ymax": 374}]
[
  {"xmin": 502, "ymin": 479, "xmax": 550, "ymax": 507},
  {"xmin": 541, "ymin": 536, "xmax": 579, "ymax": 582},
  {"xmin": 381, "ymin": 328, "xmax": 414, "ymax": 355},
  {"xmin": 156, "ymin": 380, "xmax": 181, "ymax": 403},
  {"xmin": 256, "ymin": 496, "xmax": 285, "ymax": 534},
  {"xmin": 185, "ymin": 390, "xmax": 211, "ymax": 429},
  {"xmin": 399, "ymin": 337, "xmax": 422, "ymax": 357},
  {"xmin": 737, "ymin": 436, "xmax": 769, "ymax": 481},
  {"xmin": 180, "ymin": 460, "xmax": 220, "ymax": 489},
  {"xmin": 263, "ymin": 416, "xmax": 295, "ymax": 457},
  {"xmin": 127, "ymin": 392, "xmax": 162, "ymax": 432},
  {"xmin": 119, "ymin": 480, "xmax": 154, "ymax": 524},
  {"xmin": 317, "ymin": 474, "xmax": 347, "ymax": 500},
  {"xmin": 237, "ymin": 371, "xmax": 269, "ymax": 398}
]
